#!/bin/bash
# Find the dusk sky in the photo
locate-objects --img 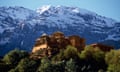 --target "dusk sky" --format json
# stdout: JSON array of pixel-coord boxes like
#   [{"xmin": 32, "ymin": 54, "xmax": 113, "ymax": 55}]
[{"xmin": 0, "ymin": 0, "xmax": 120, "ymax": 21}]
